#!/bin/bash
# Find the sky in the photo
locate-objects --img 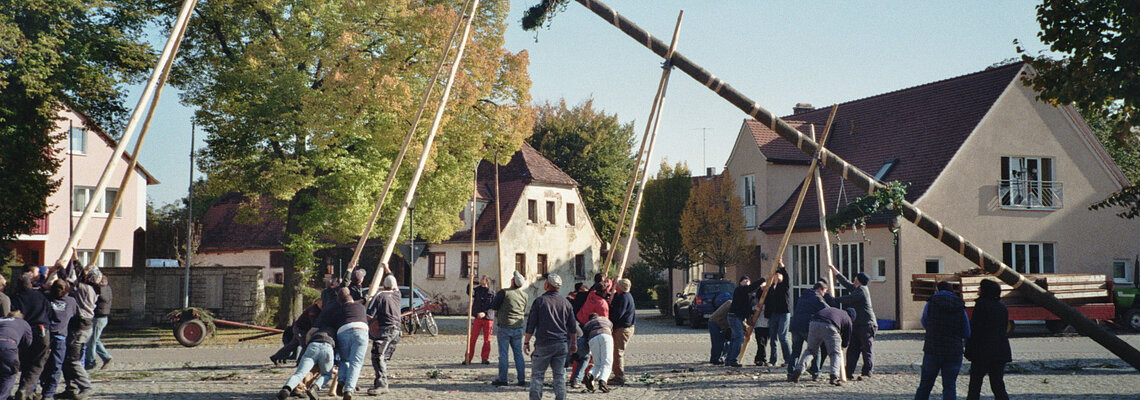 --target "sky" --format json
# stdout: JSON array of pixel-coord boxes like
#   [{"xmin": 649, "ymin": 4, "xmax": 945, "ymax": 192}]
[{"xmin": 129, "ymin": 0, "xmax": 1051, "ymax": 206}]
